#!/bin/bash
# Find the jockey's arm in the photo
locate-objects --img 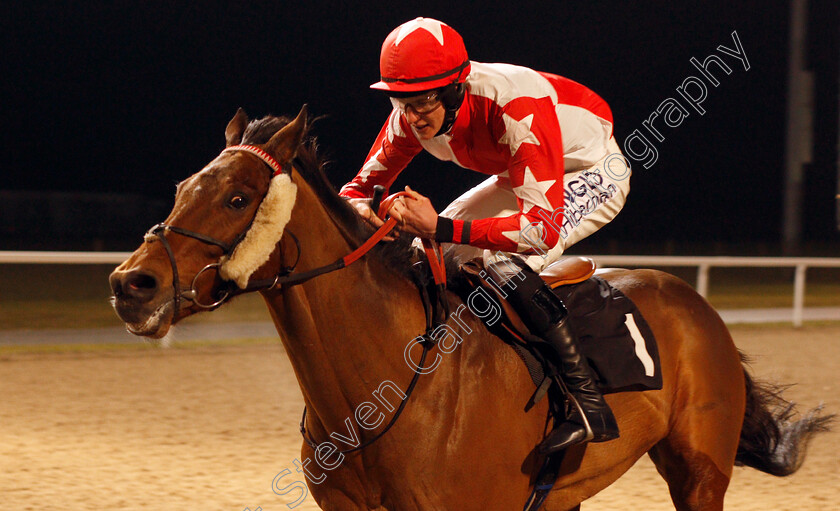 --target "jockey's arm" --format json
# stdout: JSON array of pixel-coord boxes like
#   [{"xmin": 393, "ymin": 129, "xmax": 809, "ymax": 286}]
[{"xmin": 340, "ymin": 110, "xmax": 422, "ymax": 227}]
